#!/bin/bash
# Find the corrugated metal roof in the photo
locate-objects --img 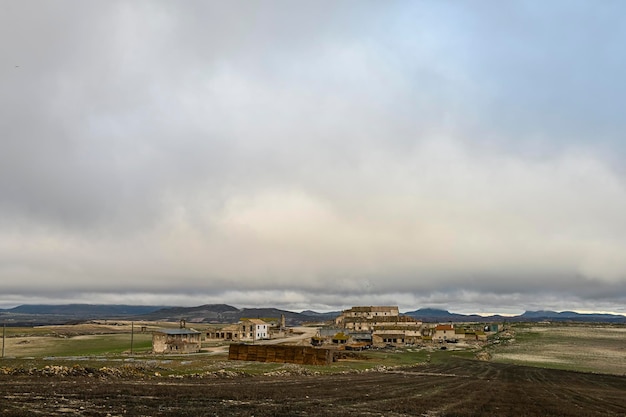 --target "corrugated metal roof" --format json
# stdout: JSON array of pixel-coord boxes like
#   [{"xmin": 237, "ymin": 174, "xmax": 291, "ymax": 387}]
[{"xmin": 155, "ymin": 328, "xmax": 201, "ymax": 335}]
